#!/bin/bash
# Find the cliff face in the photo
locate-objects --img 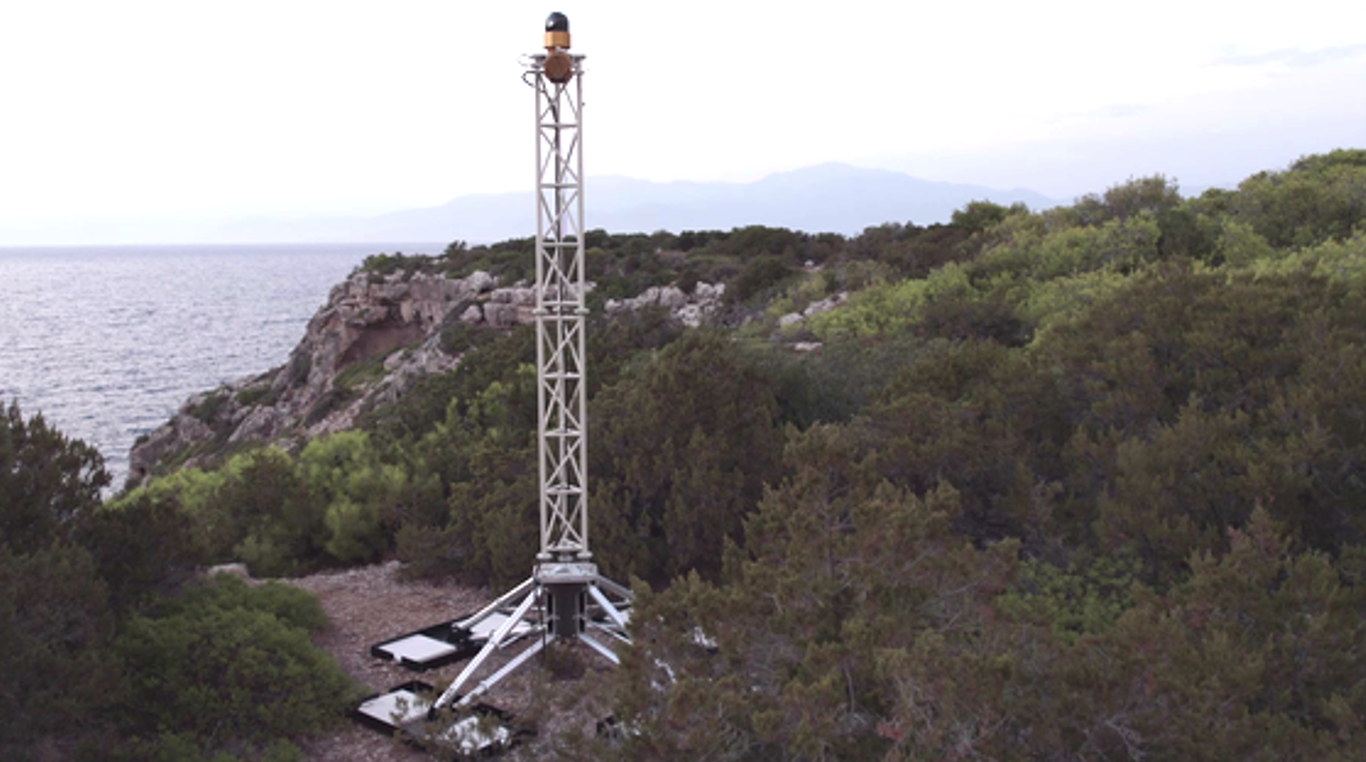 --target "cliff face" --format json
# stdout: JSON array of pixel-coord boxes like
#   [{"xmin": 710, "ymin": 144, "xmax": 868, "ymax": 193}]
[{"xmin": 126, "ymin": 269, "xmax": 725, "ymax": 487}]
